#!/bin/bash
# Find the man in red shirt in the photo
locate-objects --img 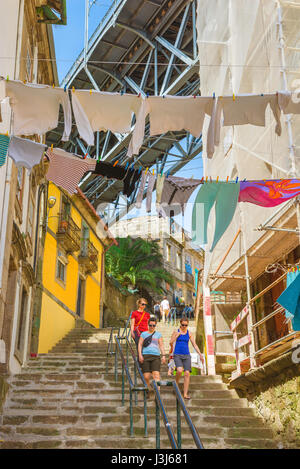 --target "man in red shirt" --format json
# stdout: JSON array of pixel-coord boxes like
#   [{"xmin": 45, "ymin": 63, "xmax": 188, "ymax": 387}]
[{"xmin": 130, "ymin": 298, "xmax": 150, "ymax": 351}]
